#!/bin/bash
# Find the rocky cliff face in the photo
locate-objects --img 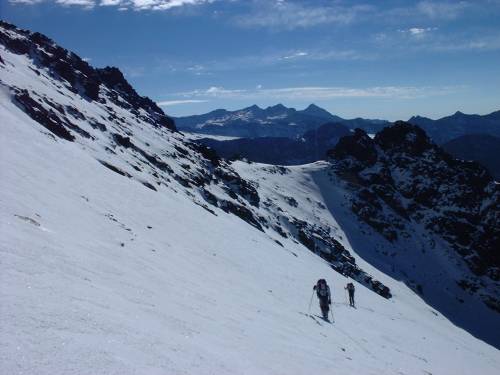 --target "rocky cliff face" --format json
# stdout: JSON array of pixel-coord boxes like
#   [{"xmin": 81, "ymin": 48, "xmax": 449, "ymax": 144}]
[
  {"xmin": 329, "ymin": 121, "xmax": 500, "ymax": 311},
  {"xmin": 0, "ymin": 21, "xmax": 175, "ymax": 137}
]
